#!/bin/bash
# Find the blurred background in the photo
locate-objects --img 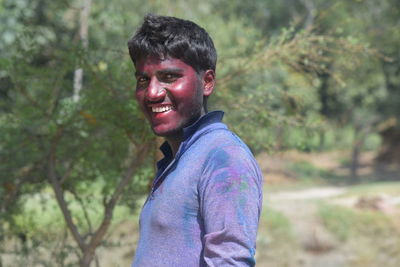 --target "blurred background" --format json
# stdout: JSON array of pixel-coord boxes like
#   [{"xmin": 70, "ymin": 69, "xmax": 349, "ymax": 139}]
[{"xmin": 1, "ymin": 0, "xmax": 399, "ymax": 266}]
